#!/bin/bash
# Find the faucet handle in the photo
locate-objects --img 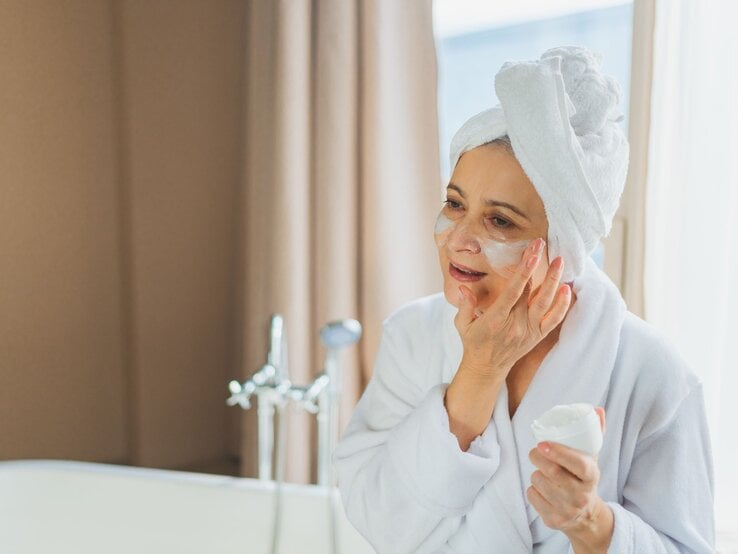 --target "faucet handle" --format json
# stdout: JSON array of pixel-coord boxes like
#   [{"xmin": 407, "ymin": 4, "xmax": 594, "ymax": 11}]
[
  {"xmin": 283, "ymin": 375, "xmax": 328, "ymax": 414},
  {"xmin": 284, "ymin": 385, "xmax": 318, "ymax": 414},
  {"xmin": 301, "ymin": 373, "xmax": 330, "ymax": 413},
  {"xmin": 300, "ymin": 398, "xmax": 319, "ymax": 414},
  {"xmin": 252, "ymin": 363, "xmax": 276, "ymax": 386},
  {"xmin": 226, "ymin": 379, "xmax": 255, "ymax": 409}
]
